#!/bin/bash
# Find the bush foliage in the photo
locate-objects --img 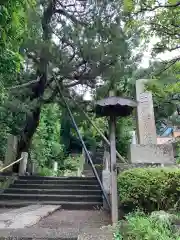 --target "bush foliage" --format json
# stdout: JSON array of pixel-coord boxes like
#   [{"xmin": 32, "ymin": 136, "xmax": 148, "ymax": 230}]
[{"xmin": 118, "ymin": 168, "xmax": 180, "ymax": 212}]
